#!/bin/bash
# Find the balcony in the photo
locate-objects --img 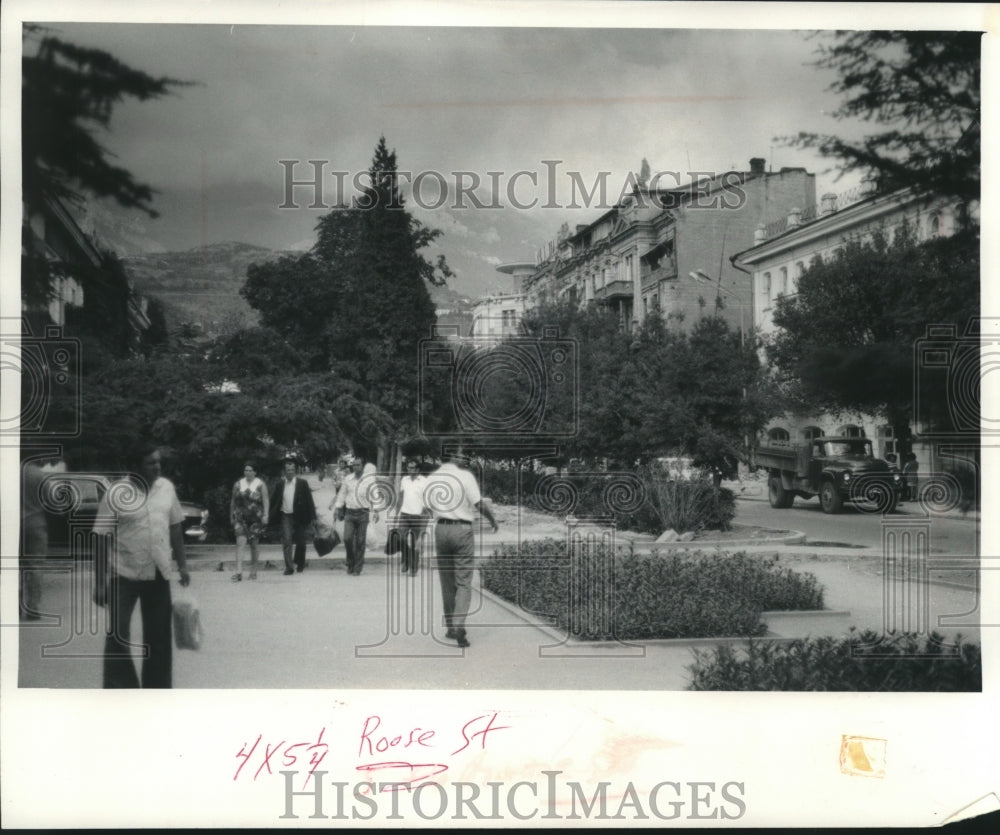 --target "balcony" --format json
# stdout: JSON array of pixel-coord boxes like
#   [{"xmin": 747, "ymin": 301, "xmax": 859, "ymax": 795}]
[
  {"xmin": 593, "ymin": 279, "xmax": 634, "ymax": 302},
  {"xmin": 641, "ymin": 258, "xmax": 677, "ymax": 292}
]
